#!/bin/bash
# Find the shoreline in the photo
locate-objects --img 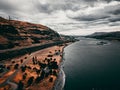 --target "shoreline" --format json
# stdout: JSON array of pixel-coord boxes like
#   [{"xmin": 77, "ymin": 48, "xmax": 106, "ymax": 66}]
[
  {"xmin": 53, "ymin": 42, "xmax": 73, "ymax": 90},
  {"xmin": 0, "ymin": 42, "xmax": 73, "ymax": 90}
]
